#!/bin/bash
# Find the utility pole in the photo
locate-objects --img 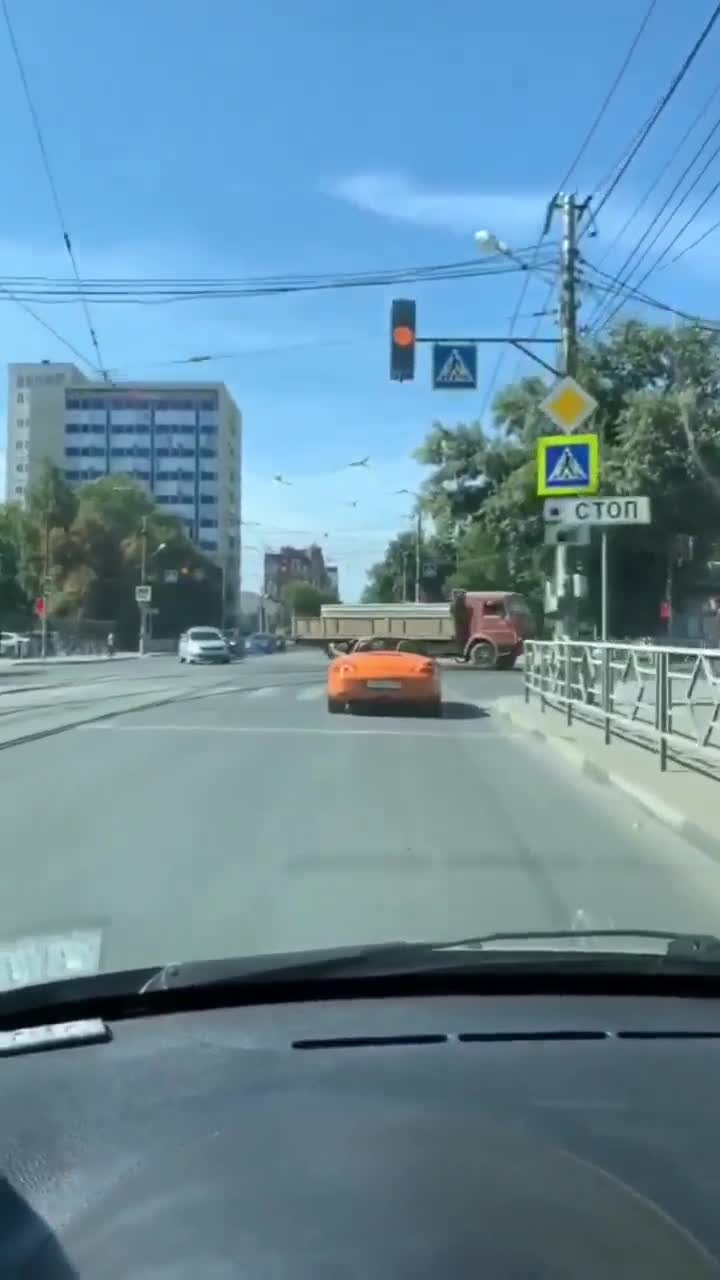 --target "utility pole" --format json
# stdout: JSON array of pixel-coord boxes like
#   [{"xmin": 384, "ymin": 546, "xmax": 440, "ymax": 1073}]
[
  {"xmin": 553, "ymin": 192, "xmax": 585, "ymax": 638},
  {"xmin": 41, "ymin": 515, "xmax": 50, "ymax": 659}
]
